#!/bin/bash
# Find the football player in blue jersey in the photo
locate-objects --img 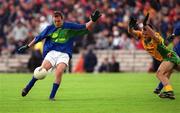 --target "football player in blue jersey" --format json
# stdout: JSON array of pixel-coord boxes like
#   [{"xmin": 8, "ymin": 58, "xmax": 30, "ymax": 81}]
[
  {"xmin": 172, "ymin": 22, "xmax": 180, "ymax": 57},
  {"xmin": 18, "ymin": 10, "xmax": 101, "ymax": 100}
]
